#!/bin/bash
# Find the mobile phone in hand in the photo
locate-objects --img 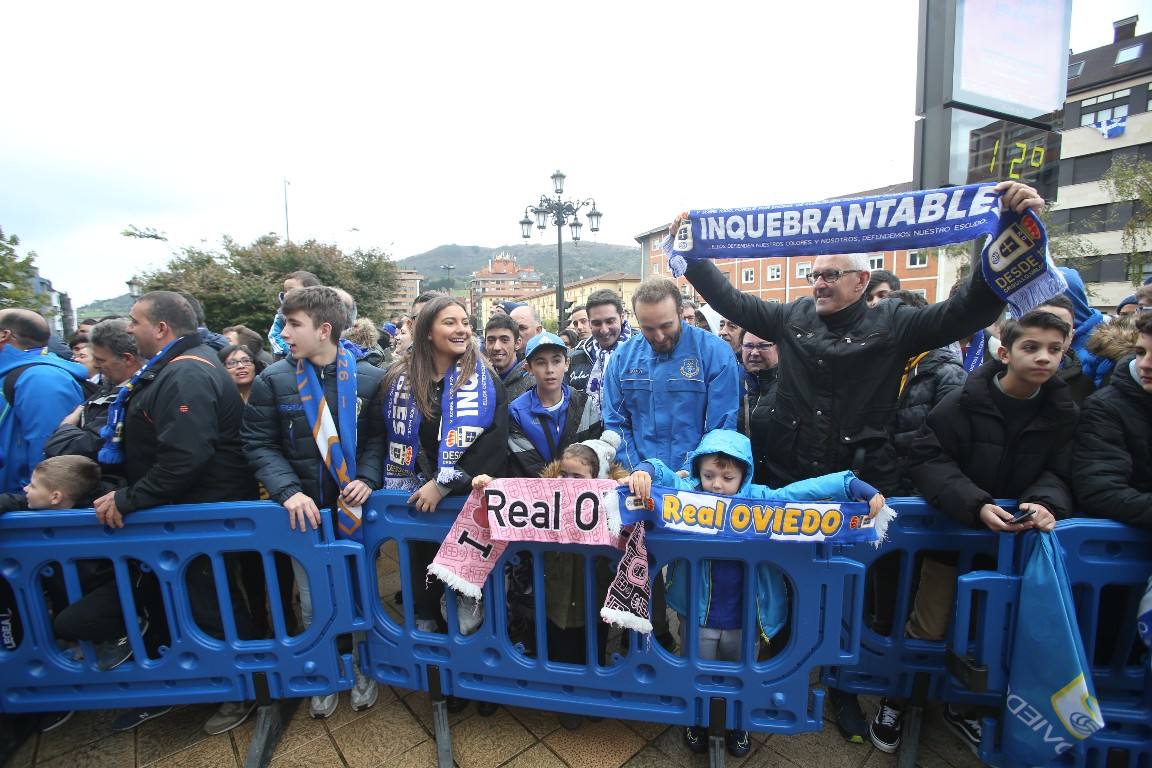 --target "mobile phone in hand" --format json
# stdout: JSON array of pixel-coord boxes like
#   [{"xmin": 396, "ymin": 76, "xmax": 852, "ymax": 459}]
[{"xmin": 1009, "ymin": 507, "xmax": 1036, "ymax": 525}]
